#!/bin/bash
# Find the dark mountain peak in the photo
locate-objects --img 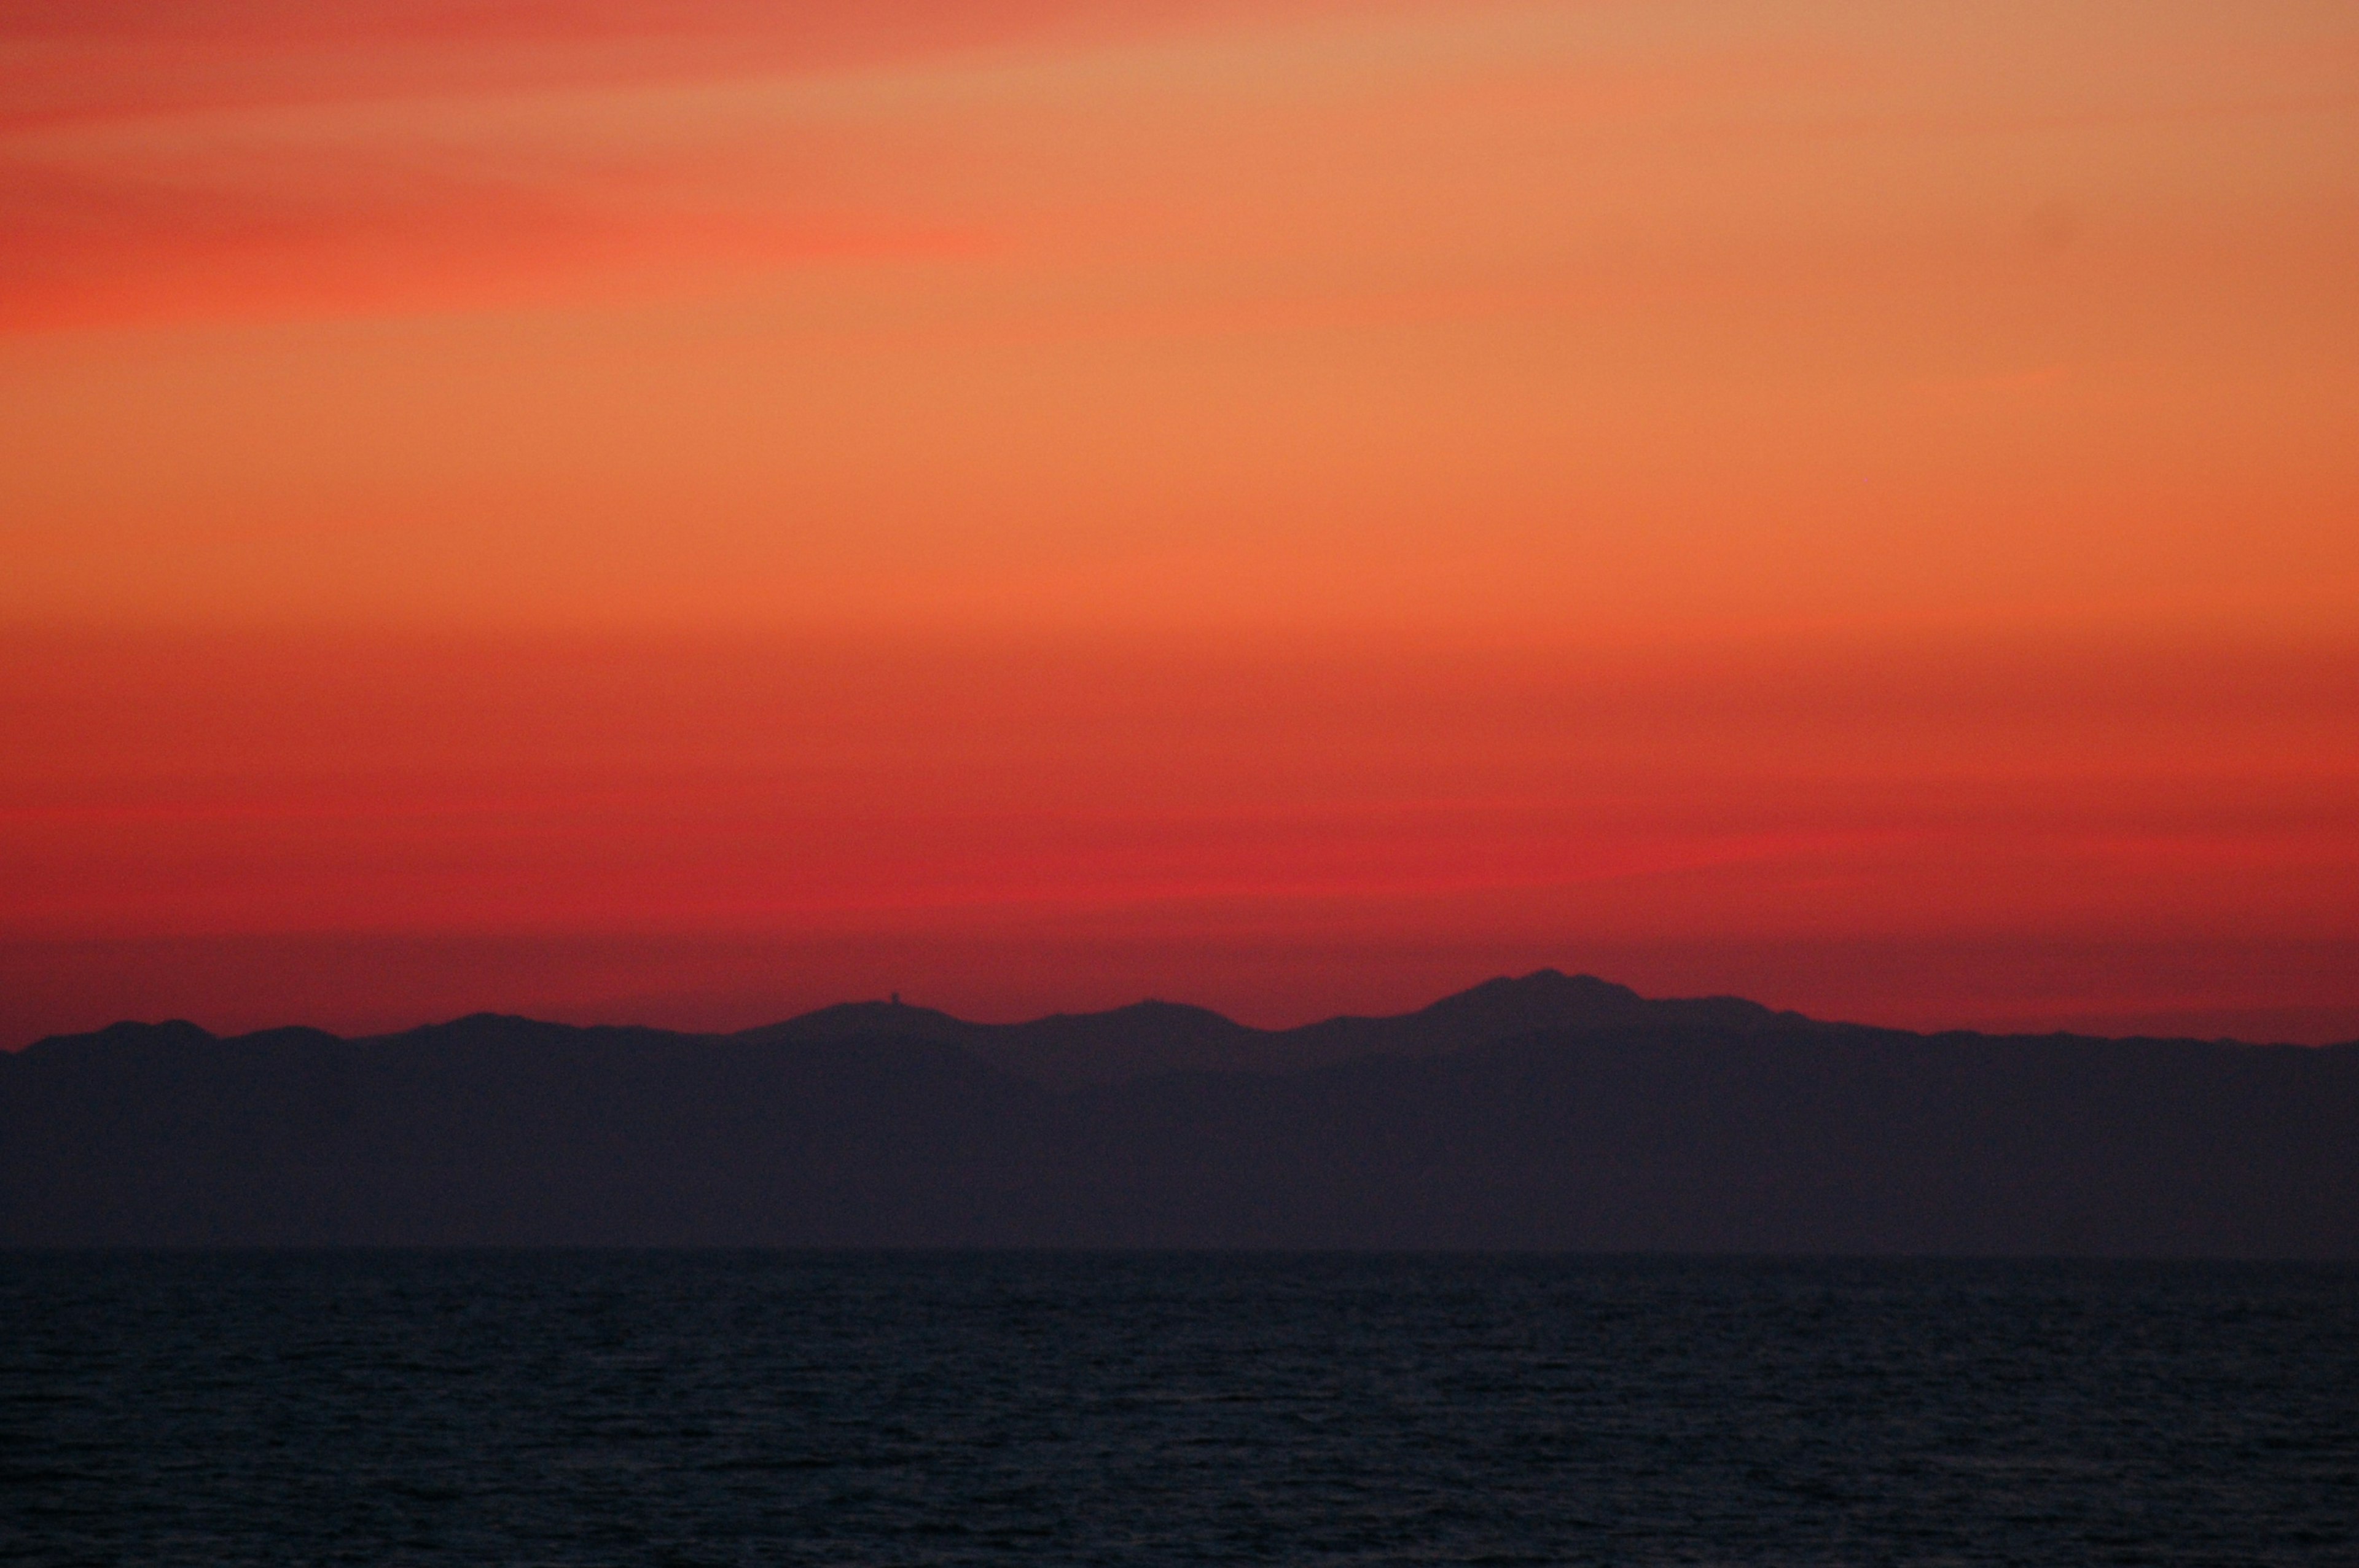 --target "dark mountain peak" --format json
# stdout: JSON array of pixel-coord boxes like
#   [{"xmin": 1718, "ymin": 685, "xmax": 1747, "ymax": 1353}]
[
  {"xmin": 743, "ymin": 1000, "xmax": 973, "ymax": 1045},
  {"xmin": 1415, "ymin": 970, "xmax": 1645, "ymax": 1026},
  {"xmin": 1066, "ymin": 999, "xmax": 1245, "ymax": 1032},
  {"xmin": 108, "ymin": 1017, "xmax": 219, "ymax": 1042},
  {"xmin": 1006, "ymin": 1000, "xmax": 1248, "ymax": 1045},
  {"xmin": 373, "ymin": 1013, "xmax": 593, "ymax": 1047},
  {"xmin": 21, "ymin": 1013, "xmax": 217, "ymax": 1051},
  {"xmin": 227, "ymin": 1026, "xmax": 347, "ymax": 1050},
  {"xmin": 932, "ymin": 998, "xmax": 1256, "ymax": 1090},
  {"xmin": 21, "ymin": 1018, "xmax": 217, "ymax": 1058},
  {"xmin": 1406, "ymin": 972, "xmax": 1802, "ymax": 1041}
]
